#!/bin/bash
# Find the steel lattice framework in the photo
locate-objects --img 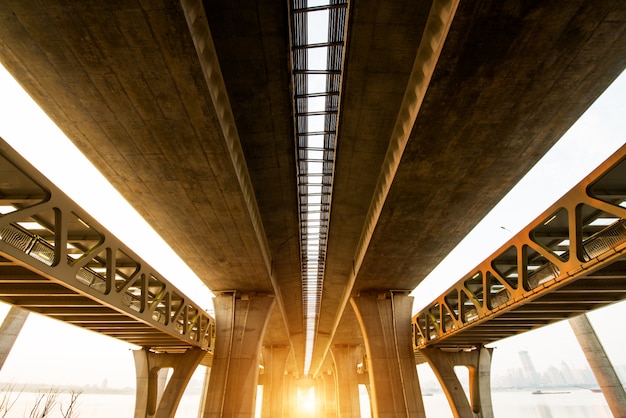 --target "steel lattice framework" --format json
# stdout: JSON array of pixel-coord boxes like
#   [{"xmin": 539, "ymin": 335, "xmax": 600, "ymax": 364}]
[
  {"xmin": 0, "ymin": 140, "xmax": 215, "ymax": 356},
  {"xmin": 414, "ymin": 143, "xmax": 626, "ymax": 351}
]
